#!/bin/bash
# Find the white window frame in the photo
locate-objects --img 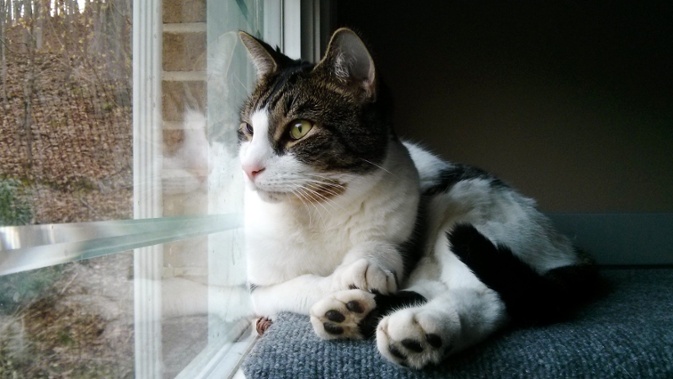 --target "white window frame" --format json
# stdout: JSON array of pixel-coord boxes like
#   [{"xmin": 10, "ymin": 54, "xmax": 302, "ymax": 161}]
[{"xmin": 132, "ymin": 0, "xmax": 163, "ymax": 376}]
